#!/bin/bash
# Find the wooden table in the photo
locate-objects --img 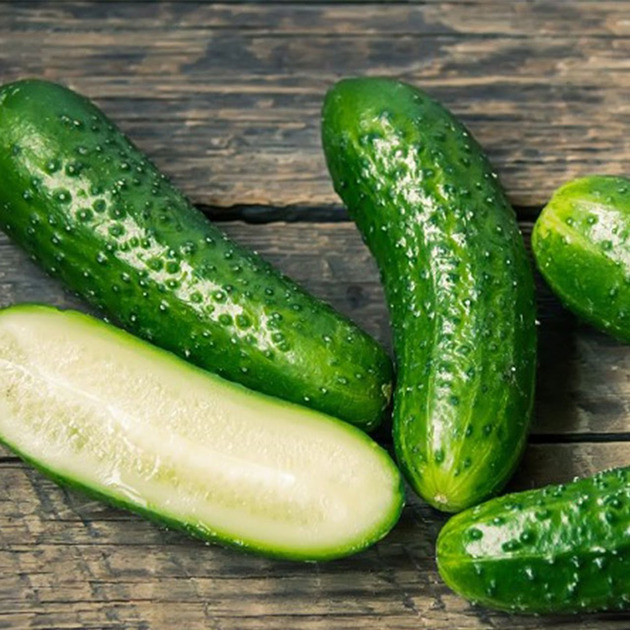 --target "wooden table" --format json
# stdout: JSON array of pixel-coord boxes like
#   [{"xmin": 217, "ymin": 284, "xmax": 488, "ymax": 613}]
[{"xmin": 2, "ymin": 2, "xmax": 630, "ymax": 628}]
